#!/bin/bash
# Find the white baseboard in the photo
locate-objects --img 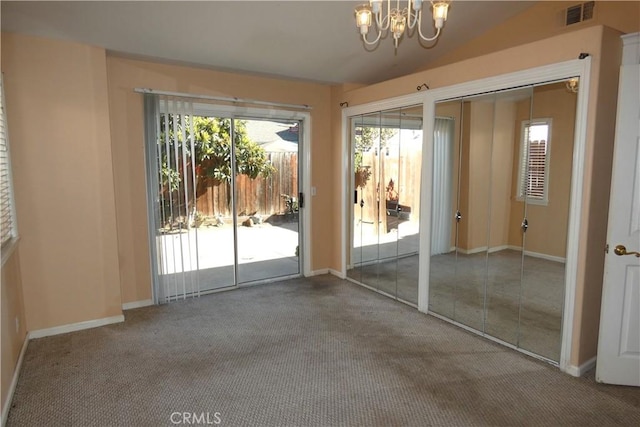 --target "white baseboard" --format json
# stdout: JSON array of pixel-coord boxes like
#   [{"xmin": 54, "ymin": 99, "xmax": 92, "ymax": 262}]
[
  {"xmin": 565, "ymin": 356, "xmax": 596, "ymax": 377},
  {"xmin": 122, "ymin": 299, "xmax": 154, "ymax": 310},
  {"xmin": 507, "ymin": 245, "xmax": 566, "ymax": 263},
  {"xmin": 309, "ymin": 268, "xmax": 346, "ymax": 279},
  {"xmin": 525, "ymin": 250, "xmax": 566, "ymax": 264},
  {"xmin": 488, "ymin": 245, "xmax": 510, "ymax": 254},
  {"xmin": 308, "ymin": 268, "xmax": 346, "ymax": 279},
  {"xmin": 457, "ymin": 245, "xmax": 565, "ymax": 263},
  {"xmin": 328, "ymin": 269, "xmax": 344, "ymax": 278},
  {"xmin": 457, "ymin": 245, "xmax": 510, "ymax": 255},
  {"xmin": 28, "ymin": 315, "xmax": 125, "ymax": 339},
  {"xmin": 1, "ymin": 336, "xmax": 28, "ymax": 426},
  {"xmin": 457, "ymin": 246, "xmax": 488, "ymax": 255}
]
